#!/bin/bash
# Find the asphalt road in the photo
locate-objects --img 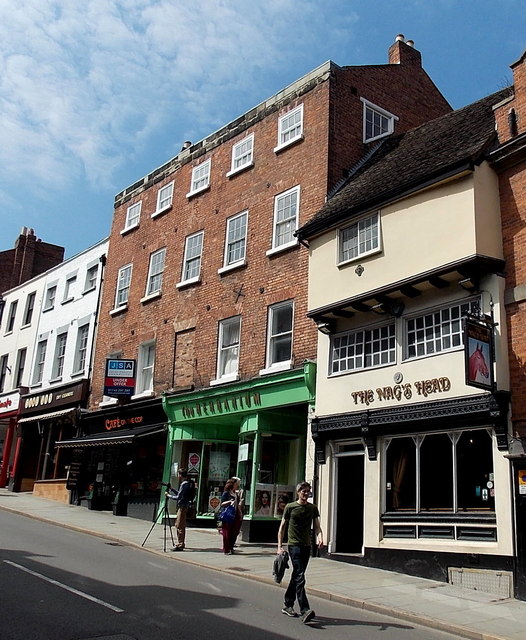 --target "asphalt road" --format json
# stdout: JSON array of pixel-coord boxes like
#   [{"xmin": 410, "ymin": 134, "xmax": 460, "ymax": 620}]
[{"xmin": 1, "ymin": 510, "xmax": 460, "ymax": 640}]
